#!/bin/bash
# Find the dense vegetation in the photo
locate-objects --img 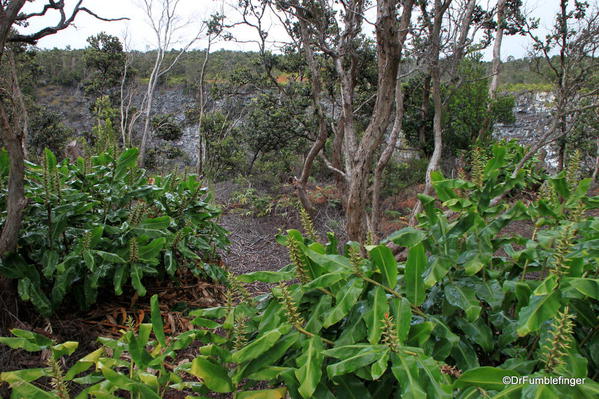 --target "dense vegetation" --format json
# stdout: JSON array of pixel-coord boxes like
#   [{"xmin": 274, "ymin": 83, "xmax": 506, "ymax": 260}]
[
  {"xmin": 2, "ymin": 142, "xmax": 598, "ymax": 398},
  {"xmin": 0, "ymin": 148, "xmax": 228, "ymax": 316},
  {"xmin": 1, "ymin": 0, "xmax": 598, "ymax": 398}
]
